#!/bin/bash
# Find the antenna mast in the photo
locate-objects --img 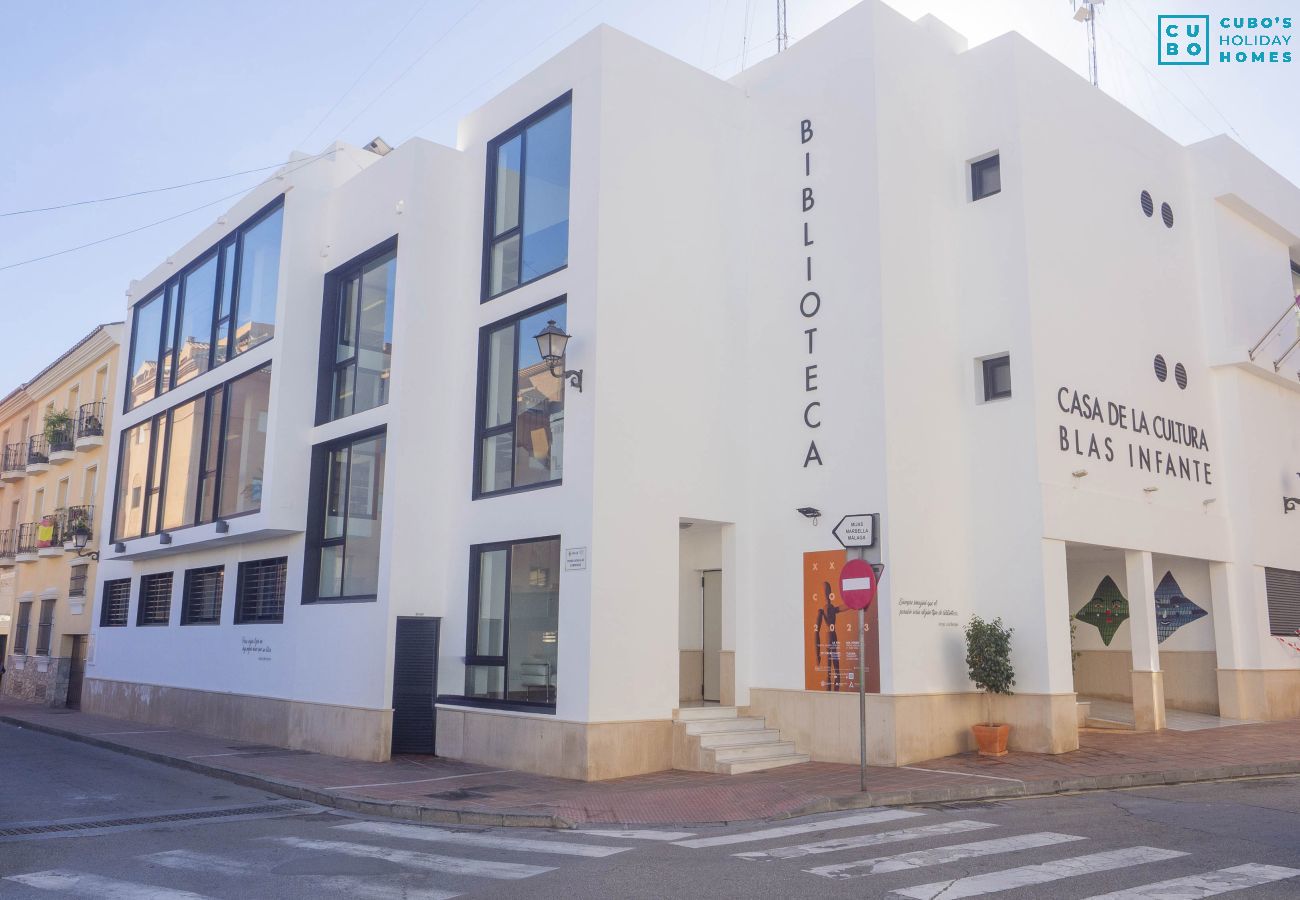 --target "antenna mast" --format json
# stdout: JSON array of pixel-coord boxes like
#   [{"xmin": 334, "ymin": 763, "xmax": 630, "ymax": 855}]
[
  {"xmin": 776, "ymin": 0, "xmax": 789, "ymax": 52},
  {"xmin": 1072, "ymin": 0, "xmax": 1103, "ymax": 87}
]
